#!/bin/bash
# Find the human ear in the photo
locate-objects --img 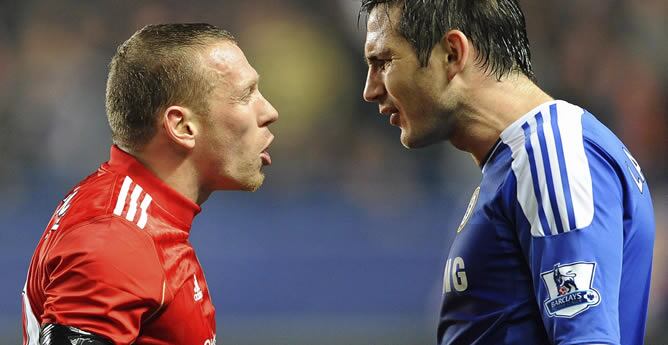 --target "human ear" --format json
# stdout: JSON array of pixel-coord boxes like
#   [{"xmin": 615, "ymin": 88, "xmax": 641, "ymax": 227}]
[
  {"xmin": 162, "ymin": 106, "xmax": 198, "ymax": 150},
  {"xmin": 442, "ymin": 30, "xmax": 470, "ymax": 81}
]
